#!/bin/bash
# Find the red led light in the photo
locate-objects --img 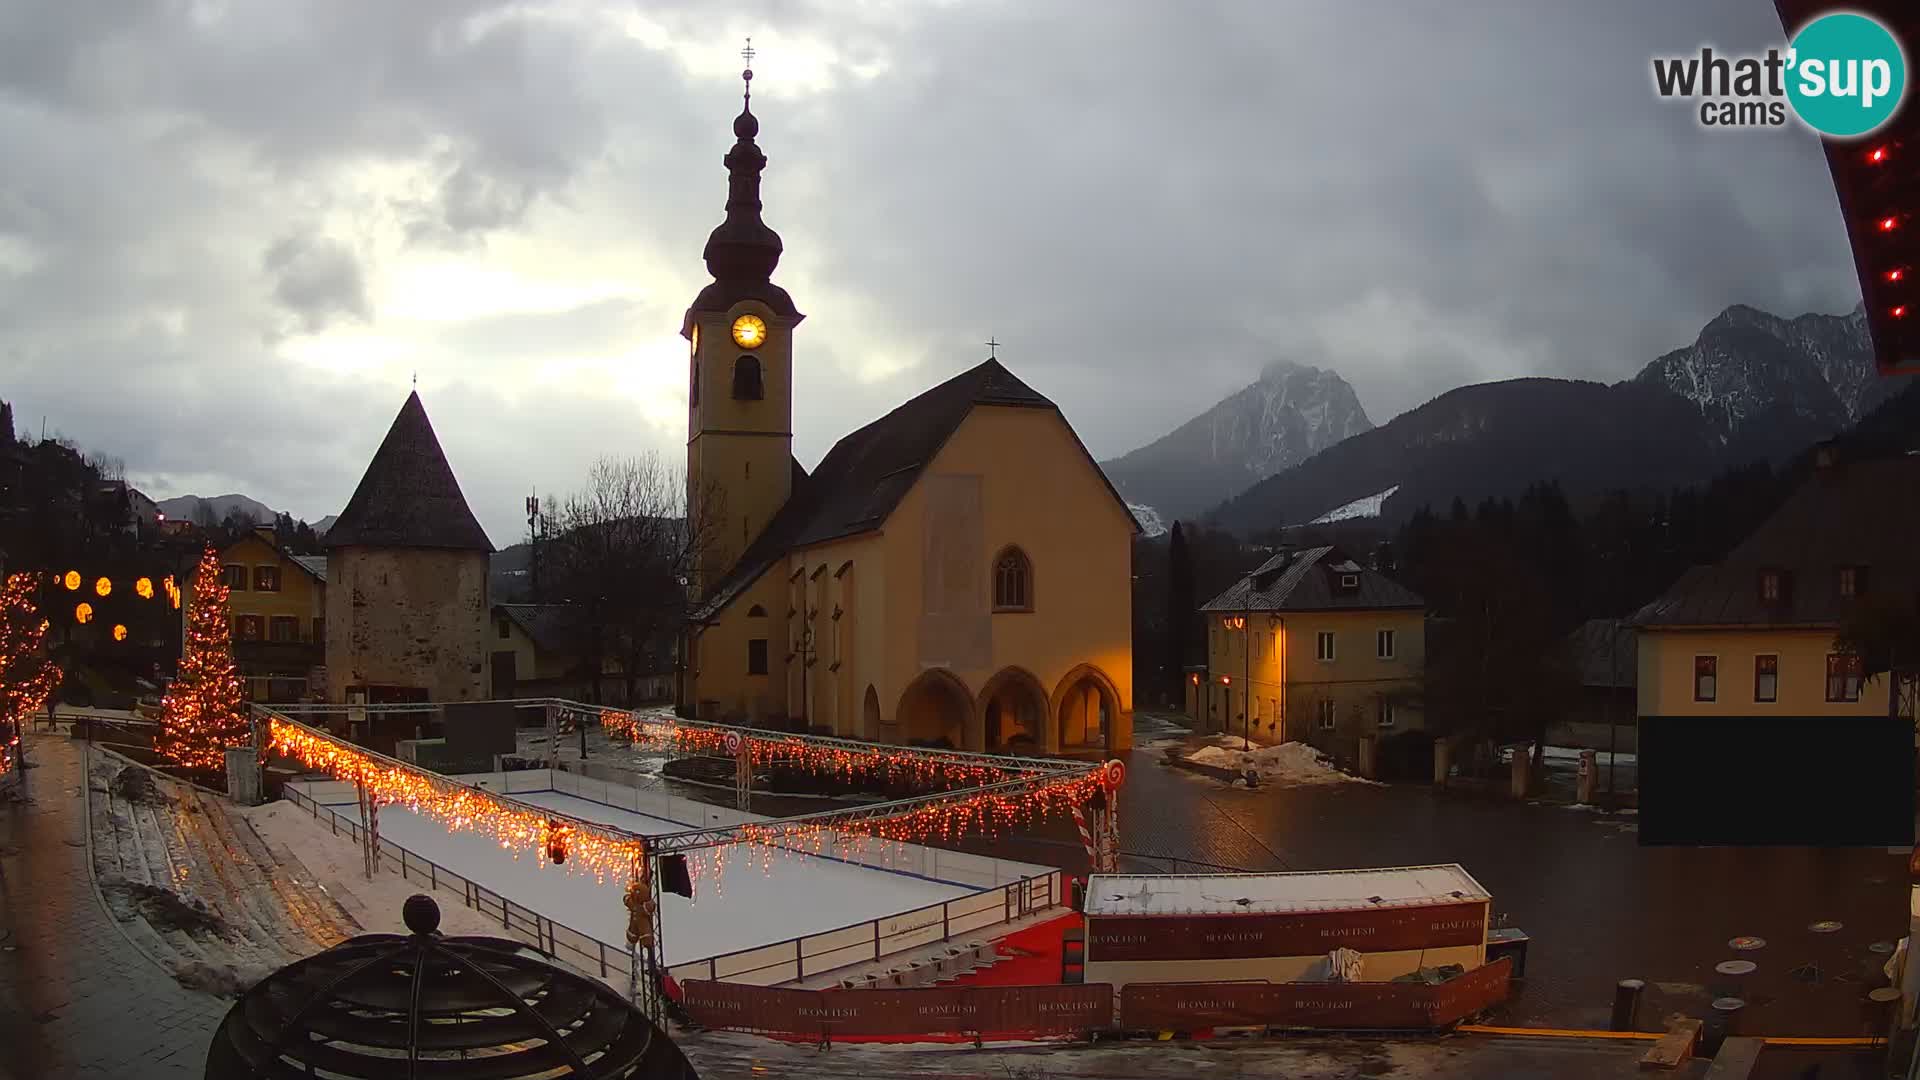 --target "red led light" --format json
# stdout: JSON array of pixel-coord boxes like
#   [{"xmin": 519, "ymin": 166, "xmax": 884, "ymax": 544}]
[
  {"xmin": 1889, "ymin": 268, "xmax": 1907, "ymax": 283},
  {"xmin": 1880, "ymin": 216, "xmax": 1901, "ymax": 232},
  {"xmin": 1895, "ymin": 305, "xmax": 1910, "ymax": 319},
  {"xmin": 1869, "ymin": 146, "xmax": 1889, "ymax": 164}
]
